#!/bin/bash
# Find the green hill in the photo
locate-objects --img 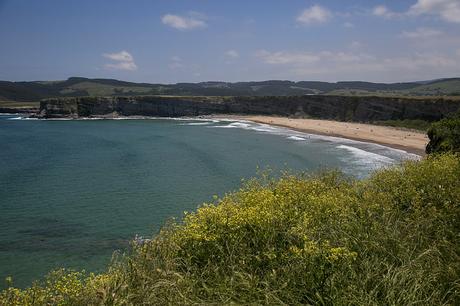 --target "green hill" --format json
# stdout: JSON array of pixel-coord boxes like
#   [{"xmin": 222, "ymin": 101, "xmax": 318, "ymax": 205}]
[
  {"xmin": 403, "ymin": 78, "xmax": 460, "ymax": 96},
  {"xmin": 1, "ymin": 77, "xmax": 459, "ymax": 103}
]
